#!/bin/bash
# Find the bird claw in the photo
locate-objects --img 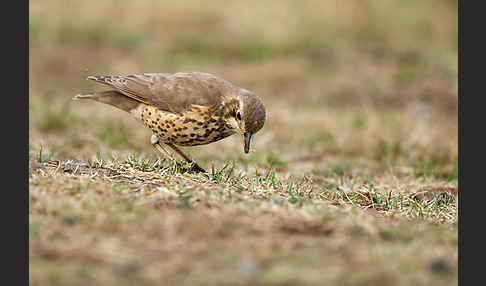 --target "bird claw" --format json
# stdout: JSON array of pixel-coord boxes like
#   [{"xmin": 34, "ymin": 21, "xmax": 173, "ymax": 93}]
[{"xmin": 190, "ymin": 163, "xmax": 207, "ymax": 174}]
